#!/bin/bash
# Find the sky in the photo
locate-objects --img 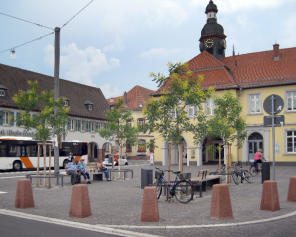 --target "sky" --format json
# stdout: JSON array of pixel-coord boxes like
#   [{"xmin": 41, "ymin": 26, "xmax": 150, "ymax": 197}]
[{"xmin": 0, "ymin": 0, "xmax": 295, "ymax": 99}]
